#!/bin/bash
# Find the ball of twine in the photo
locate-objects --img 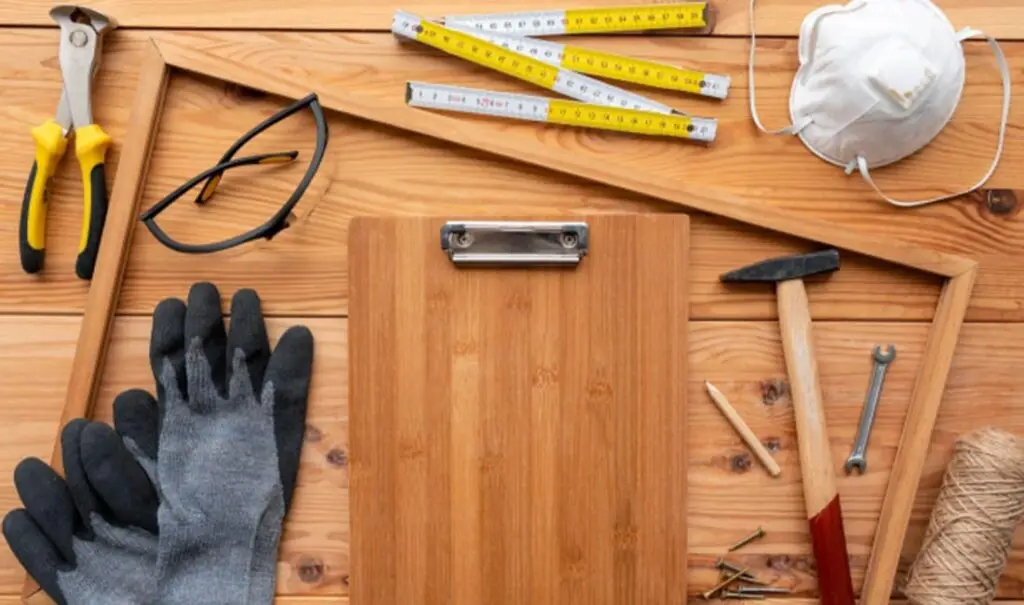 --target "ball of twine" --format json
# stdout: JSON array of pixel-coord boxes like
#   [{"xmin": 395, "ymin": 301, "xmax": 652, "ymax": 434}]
[{"xmin": 905, "ymin": 427, "xmax": 1024, "ymax": 605}]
